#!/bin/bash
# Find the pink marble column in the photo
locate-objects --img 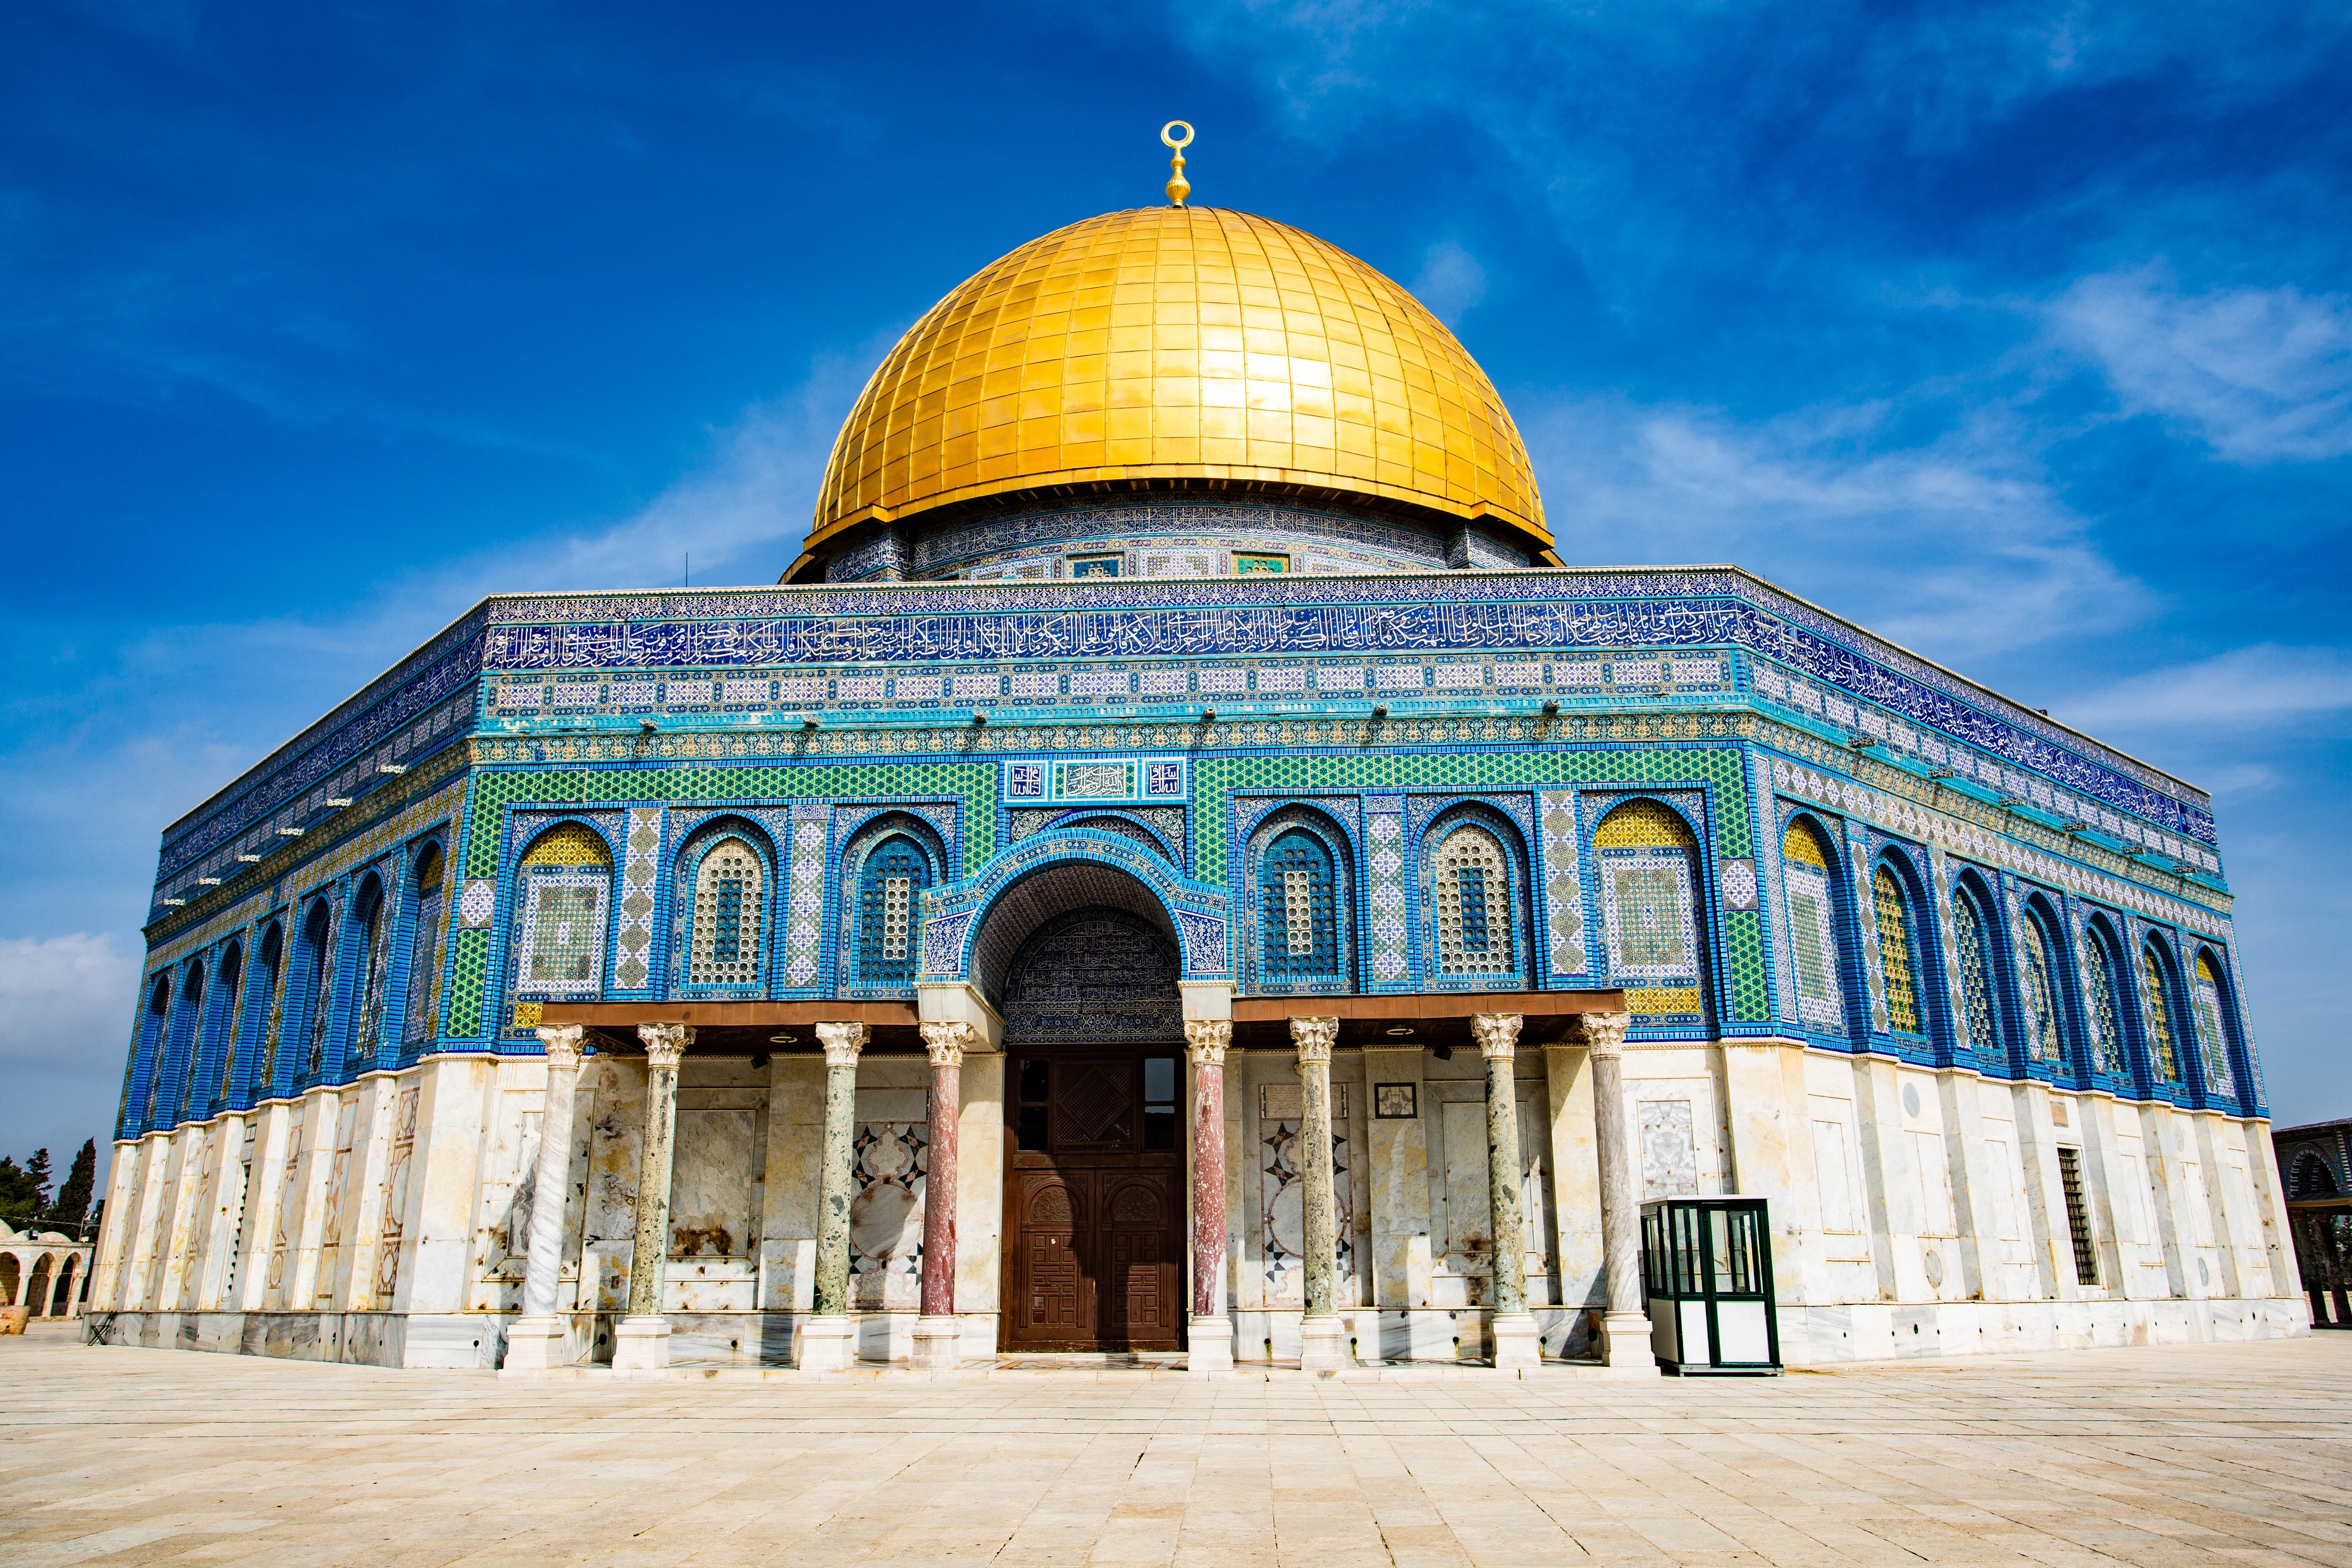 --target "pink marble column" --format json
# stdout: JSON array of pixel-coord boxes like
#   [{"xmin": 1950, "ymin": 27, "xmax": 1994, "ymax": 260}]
[
  {"xmin": 912, "ymin": 1021, "xmax": 972, "ymax": 1371},
  {"xmin": 1184, "ymin": 1018, "xmax": 1233, "ymax": 1375}
]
